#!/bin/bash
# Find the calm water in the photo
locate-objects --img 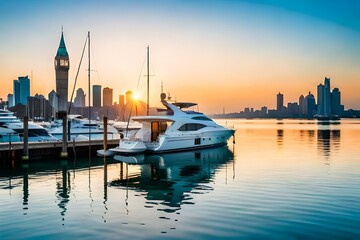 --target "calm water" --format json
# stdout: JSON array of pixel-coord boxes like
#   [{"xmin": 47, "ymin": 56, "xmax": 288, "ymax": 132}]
[{"xmin": 1, "ymin": 119, "xmax": 360, "ymax": 239}]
